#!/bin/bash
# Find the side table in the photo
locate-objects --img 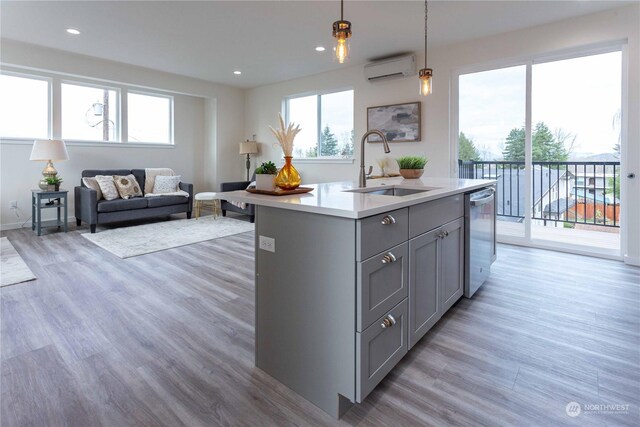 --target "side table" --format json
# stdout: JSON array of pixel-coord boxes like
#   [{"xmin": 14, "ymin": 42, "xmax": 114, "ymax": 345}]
[{"xmin": 31, "ymin": 189, "xmax": 68, "ymax": 236}]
